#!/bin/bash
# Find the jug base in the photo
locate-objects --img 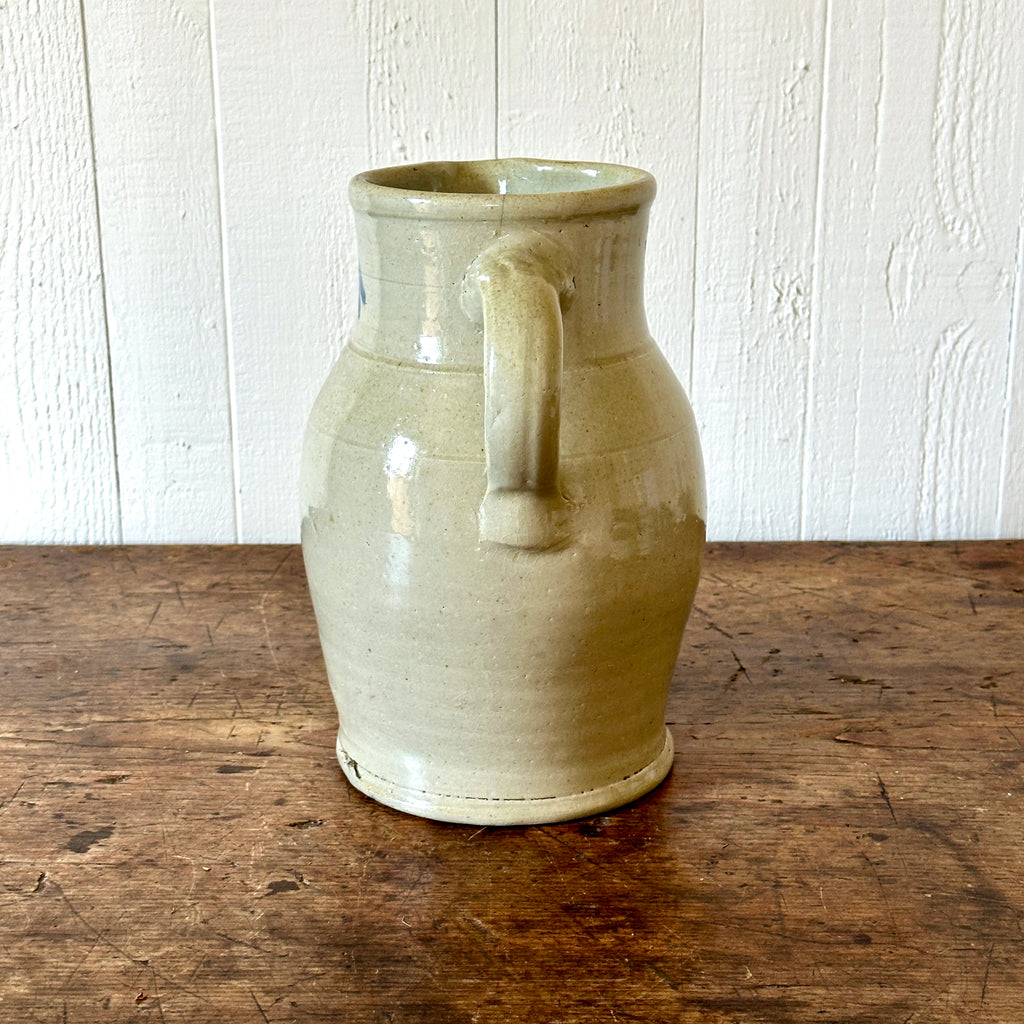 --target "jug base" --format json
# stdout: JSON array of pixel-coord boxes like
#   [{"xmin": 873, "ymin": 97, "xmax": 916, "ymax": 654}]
[{"xmin": 336, "ymin": 729, "xmax": 674, "ymax": 826}]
